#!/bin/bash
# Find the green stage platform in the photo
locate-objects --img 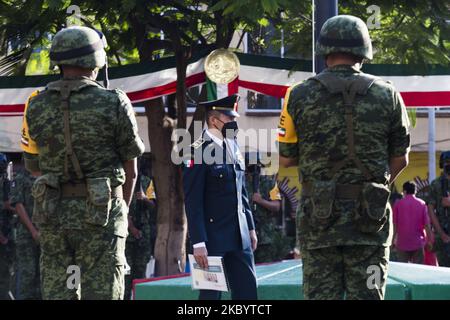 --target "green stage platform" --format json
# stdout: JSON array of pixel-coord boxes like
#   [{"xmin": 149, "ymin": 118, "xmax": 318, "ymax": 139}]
[{"xmin": 134, "ymin": 260, "xmax": 450, "ymax": 300}]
